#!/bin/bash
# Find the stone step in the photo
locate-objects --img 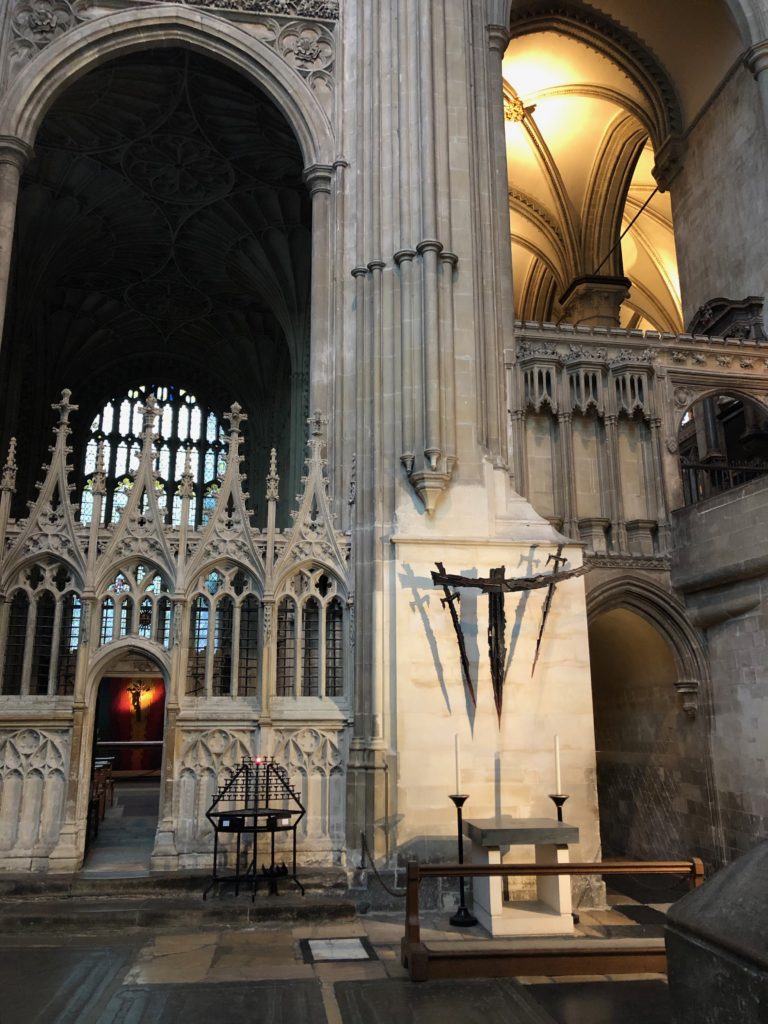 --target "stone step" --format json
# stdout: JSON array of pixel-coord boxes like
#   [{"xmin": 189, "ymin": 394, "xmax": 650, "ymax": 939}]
[
  {"xmin": 0, "ymin": 890, "xmax": 358, "ymax": 935},
  {"xmin": 0, "ymin": 866, "xmax": 349, "ymax": 900}
]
